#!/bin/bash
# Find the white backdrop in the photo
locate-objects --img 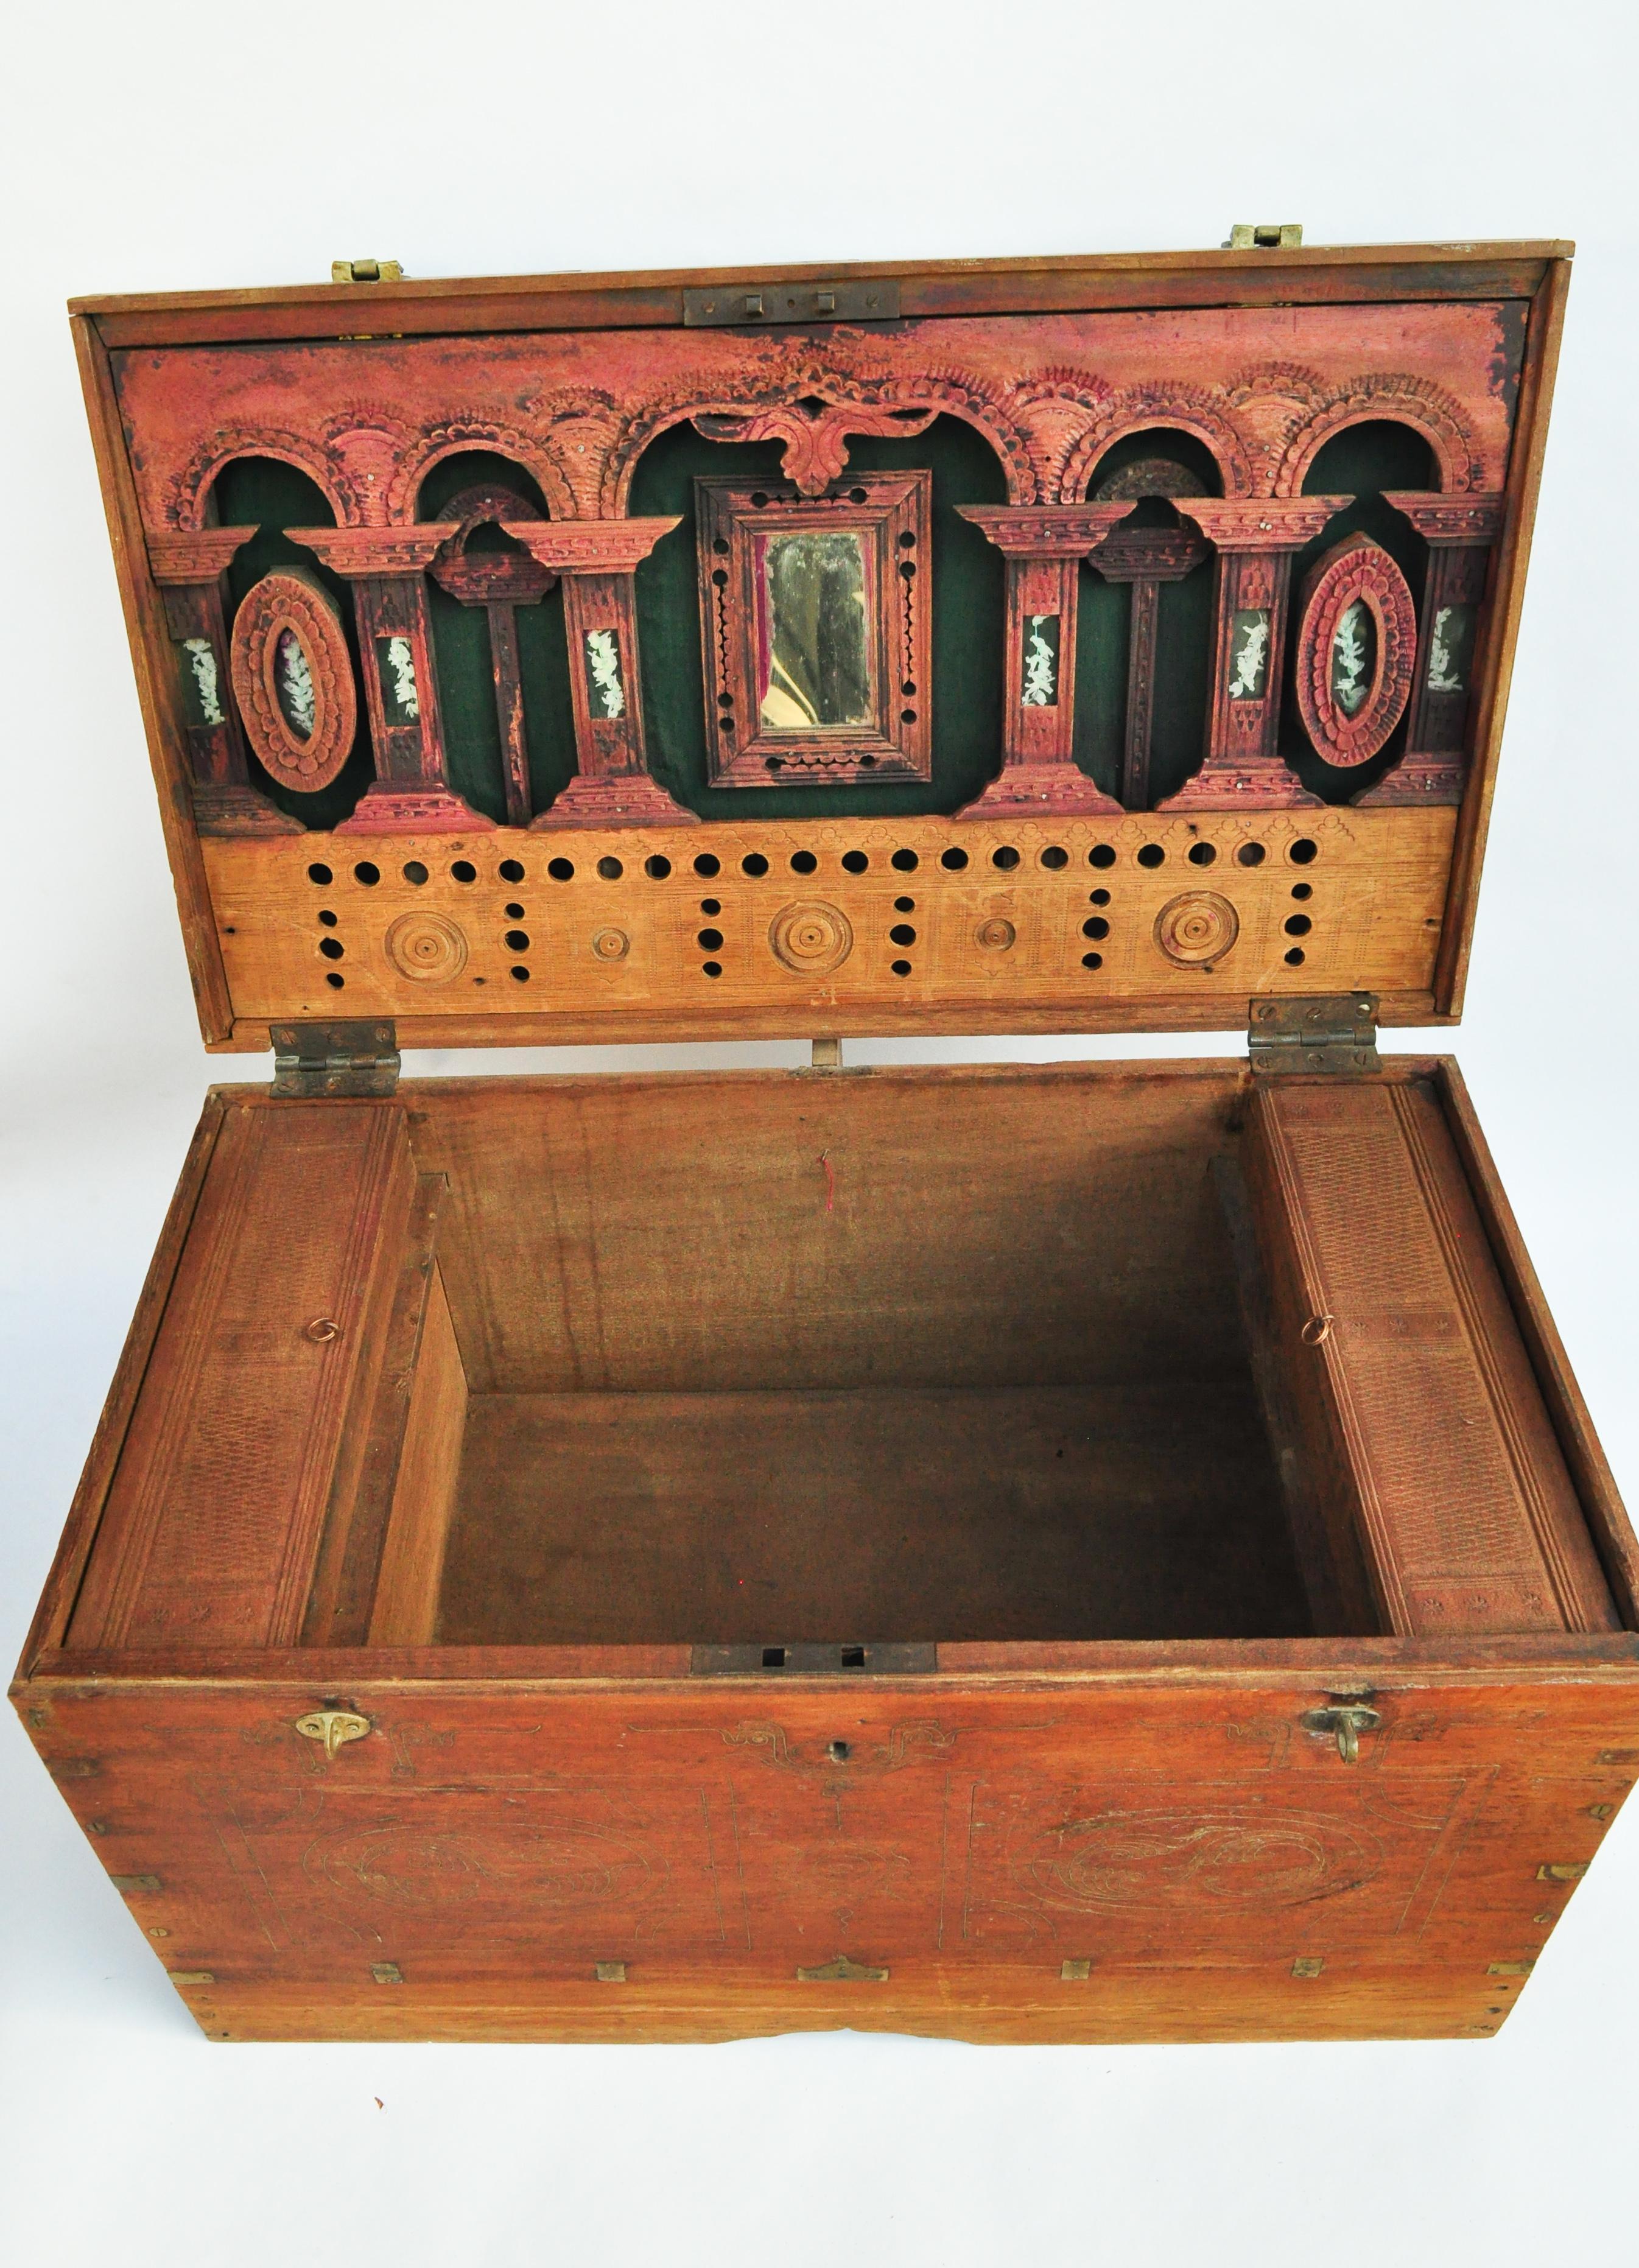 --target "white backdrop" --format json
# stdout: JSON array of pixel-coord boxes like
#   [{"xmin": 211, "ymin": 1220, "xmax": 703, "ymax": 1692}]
[{"xmin": 3, "ymin": 4, "xmax": 1637, "ymax": 2261}]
